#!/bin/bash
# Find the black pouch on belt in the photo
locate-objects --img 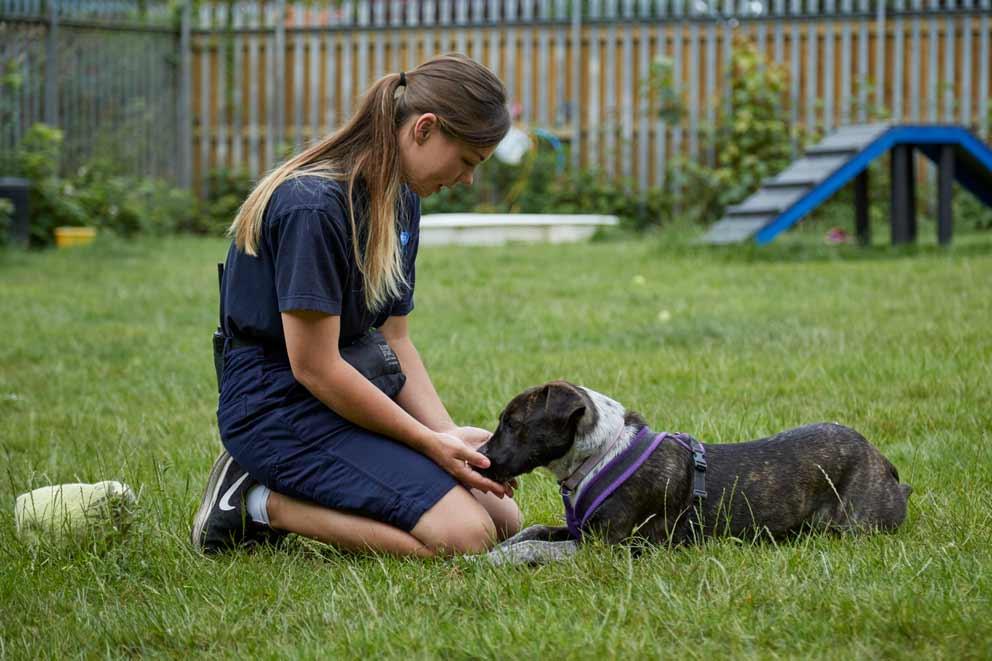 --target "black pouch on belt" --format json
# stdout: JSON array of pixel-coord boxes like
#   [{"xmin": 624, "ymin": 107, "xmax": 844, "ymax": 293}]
[{"xmin": 339, "ymin": 329, "xmax": 407, "ymax": 399}]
